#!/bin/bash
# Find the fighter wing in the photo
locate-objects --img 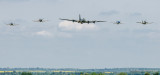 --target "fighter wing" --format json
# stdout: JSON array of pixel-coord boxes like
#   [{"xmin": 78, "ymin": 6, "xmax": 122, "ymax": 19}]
[
  {"xmin": 96, "ymin": 21, "xmax": 106, "ymax": 22},
  {"xmin": 60, "ymin": 18, "xmax": 78, "ymax": 22},
  {"xmin": 33, "ymin": 20, "xmax": 48, "ymax": 22},
  {"xmin": 148, "ymin": 22, "xmax": 153, "ymax": 24},
  {"xmin": 88, "ymin": 20, "xmax": 106, "ymax": 23},
  {"xmin": 13, "ymin": 24, "xmax": 19, "ymax": 26},
  {"xmin": 136, "ymin": 22, "xmax": 142, "ymax": 23},
  {"xmin": 6, "ymin": 24, "xmax": 19, "ymax": 26},
  {"xmin": 113, "ymin": 23, "xmax": 123, "ymax": 24},
  {"xmin": 42, "ymin": 20, "xmax": 48, "ymax": 22},
  {"xmin": 6, "ymin": 24, "xmax": 11, "ymax": 26},
  {"xmin": 33, "ymin": 20, "xmax": 40, "ymax": 22}
]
